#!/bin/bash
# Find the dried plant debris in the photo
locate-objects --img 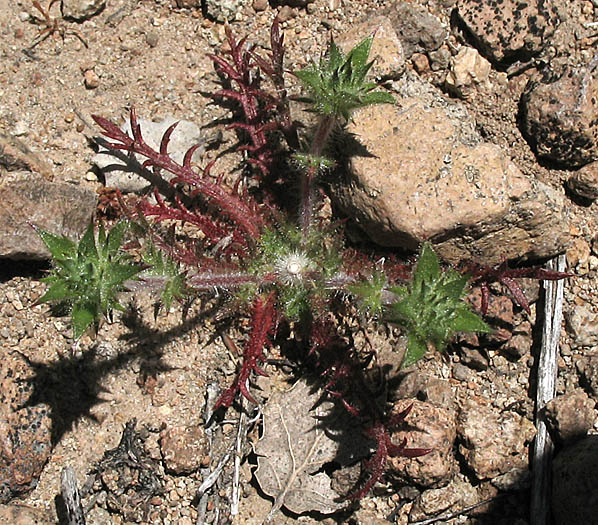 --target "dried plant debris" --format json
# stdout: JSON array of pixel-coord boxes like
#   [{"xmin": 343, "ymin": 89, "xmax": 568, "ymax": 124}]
[
  {"xmin": 254, "ymin": 379, "xmax": 369, "ymax": 518},
  {"xmin": 87, "ymin": 419, "xmax": 163, "ymax": 522}
]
